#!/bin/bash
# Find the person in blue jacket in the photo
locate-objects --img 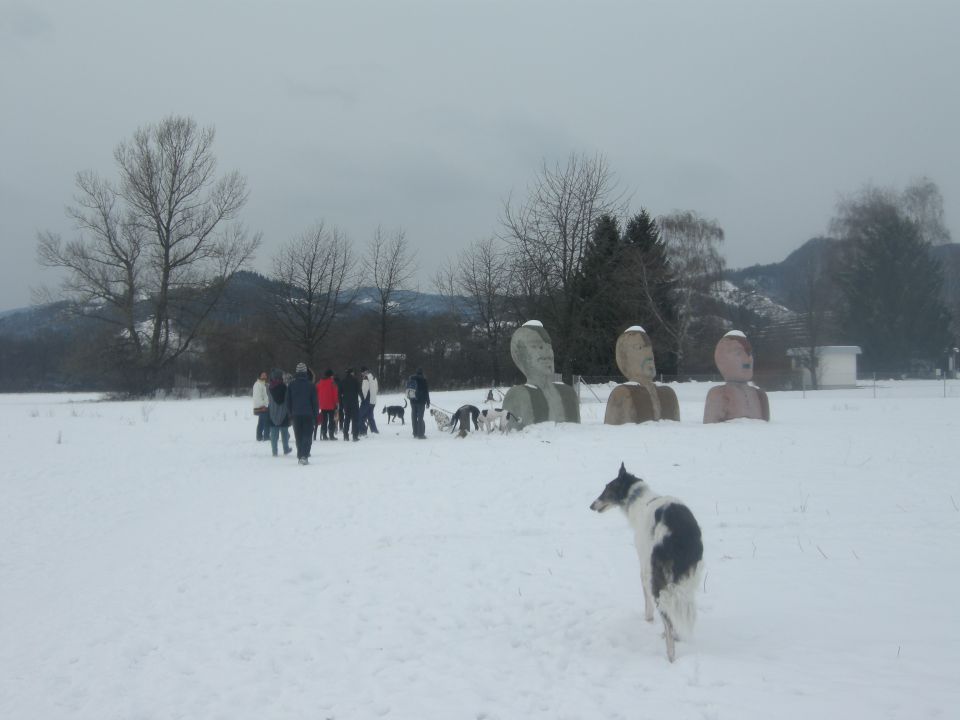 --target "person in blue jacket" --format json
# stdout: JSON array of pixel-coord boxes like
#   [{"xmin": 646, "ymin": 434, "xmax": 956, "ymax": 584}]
[{"xmin": 286, "ymin": 362, "xmax": 319, "ymax": 465}]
